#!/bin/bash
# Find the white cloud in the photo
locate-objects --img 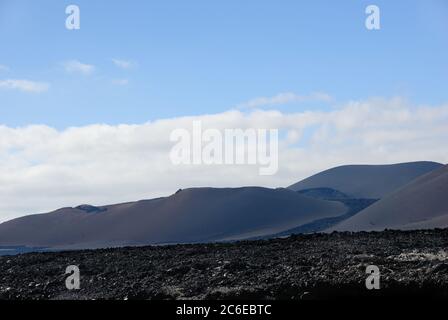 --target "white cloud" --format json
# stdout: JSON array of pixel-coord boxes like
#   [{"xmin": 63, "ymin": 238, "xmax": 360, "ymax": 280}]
[
  {"xmin": 238, "ymin": 92, "xmax": 332, "ymax": 109},
  {"xmin": 63, "ymin": 60, "xmax": 95, "ymax": 75},
  {"xmin": 0, "ymin": 97, "xmax": 447, "ymax": 222},
  {"xmin": 0, "ymin": 79, "xmax": 49, "ymax": 93},
  {"xmin": 112, "ymin": 78, "xmax": 129, "ymax": 86},
  {"xmin": 111, "ymin": 58, "xmax": 136, "ymax": 70},
  {"xmin": 0, "ymin": 65, "xmax": 9, "ymax": 72}
]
